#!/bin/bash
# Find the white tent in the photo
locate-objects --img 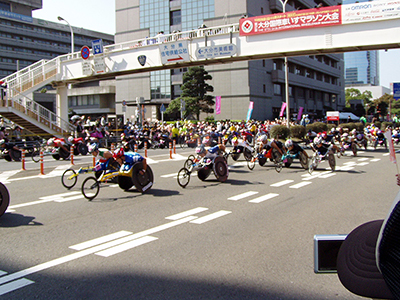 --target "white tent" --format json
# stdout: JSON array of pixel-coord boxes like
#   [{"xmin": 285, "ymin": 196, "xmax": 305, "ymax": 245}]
[{"xmin": 339, "ymin": 112, "xmax": 360, "ymax": 121}]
